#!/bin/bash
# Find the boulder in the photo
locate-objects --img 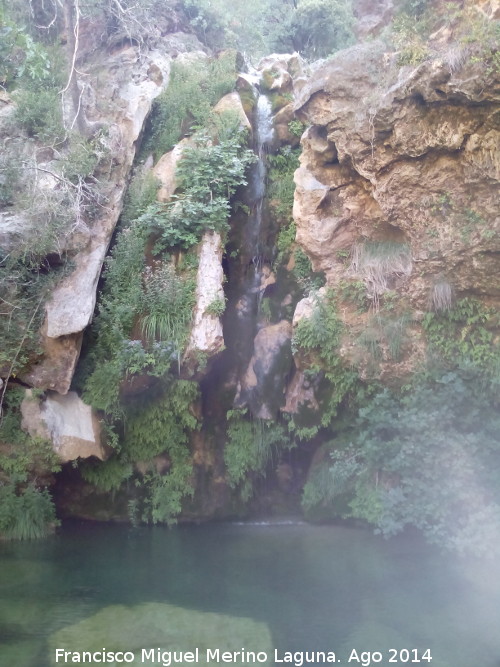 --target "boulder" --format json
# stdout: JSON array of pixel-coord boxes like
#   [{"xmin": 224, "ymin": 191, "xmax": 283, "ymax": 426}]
[
  {"xmin": 49, "ymin": 603, "xmax": 273, "ymax": 665},
  {"xmin": 153, "ymin": 138, "xmax": 192, "ymax": 202},
  {"xmin": 213, "ymin": 91, "xmax": 252, "ymax": 131},
  {"xmin": 21, "ymin": 390, "xmax": 105, "ymax": 463},
  {"xmin": 239, "ymin": 320, "xmax": 293, "ymax": 419}
]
